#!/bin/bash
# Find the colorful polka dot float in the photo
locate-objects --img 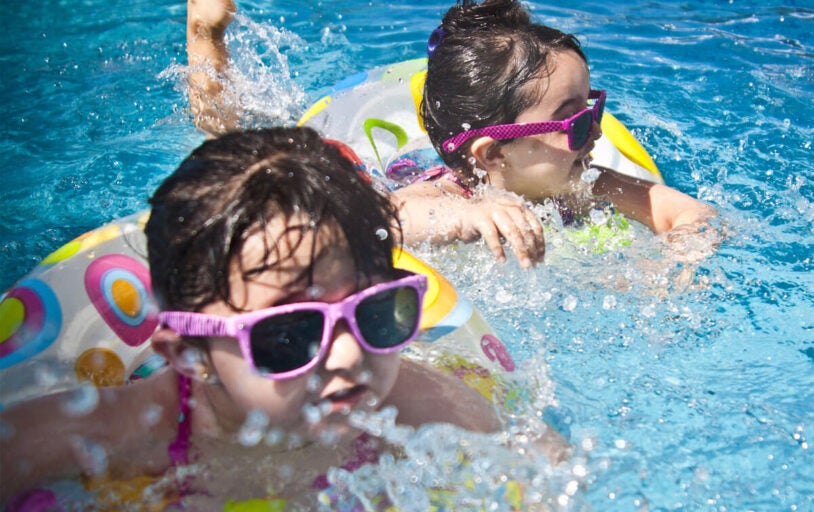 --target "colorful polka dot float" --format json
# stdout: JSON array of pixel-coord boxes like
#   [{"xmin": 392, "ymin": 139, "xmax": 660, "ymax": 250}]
[
  {"xmin": 0, "ymin": 278, "xmax": 62, "ymax": 370},
  {"xmin": 84, "ymin": 254, "xmax": 157, "ymax": 348}
]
